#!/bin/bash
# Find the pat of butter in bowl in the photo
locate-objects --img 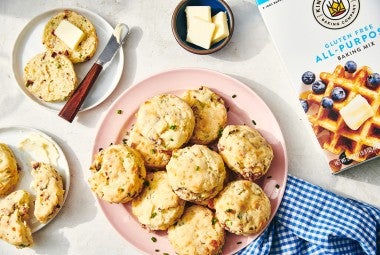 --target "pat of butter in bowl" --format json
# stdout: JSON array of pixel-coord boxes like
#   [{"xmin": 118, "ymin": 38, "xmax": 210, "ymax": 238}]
[
  {"xmin": 185, "ymin": 6, "xmax": 230, "ymax": 50},
  {"xmin": 55, "ymin": 19, "xmax": 85, "ymax": 50}
]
